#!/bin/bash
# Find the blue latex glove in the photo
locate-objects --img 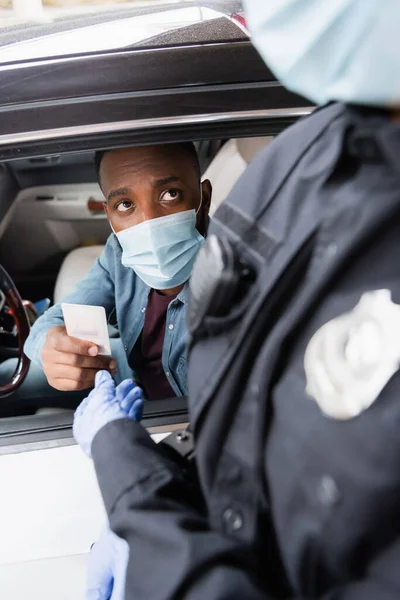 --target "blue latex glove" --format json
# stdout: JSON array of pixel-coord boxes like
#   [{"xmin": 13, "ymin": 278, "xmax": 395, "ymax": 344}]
[
  {"xmin": 86, "ymin": 525, "xmax": 129, "ymax": 600},
  {"xmin": 73, "ymin": 370, "xmax": 143, "ymax": 458}
]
